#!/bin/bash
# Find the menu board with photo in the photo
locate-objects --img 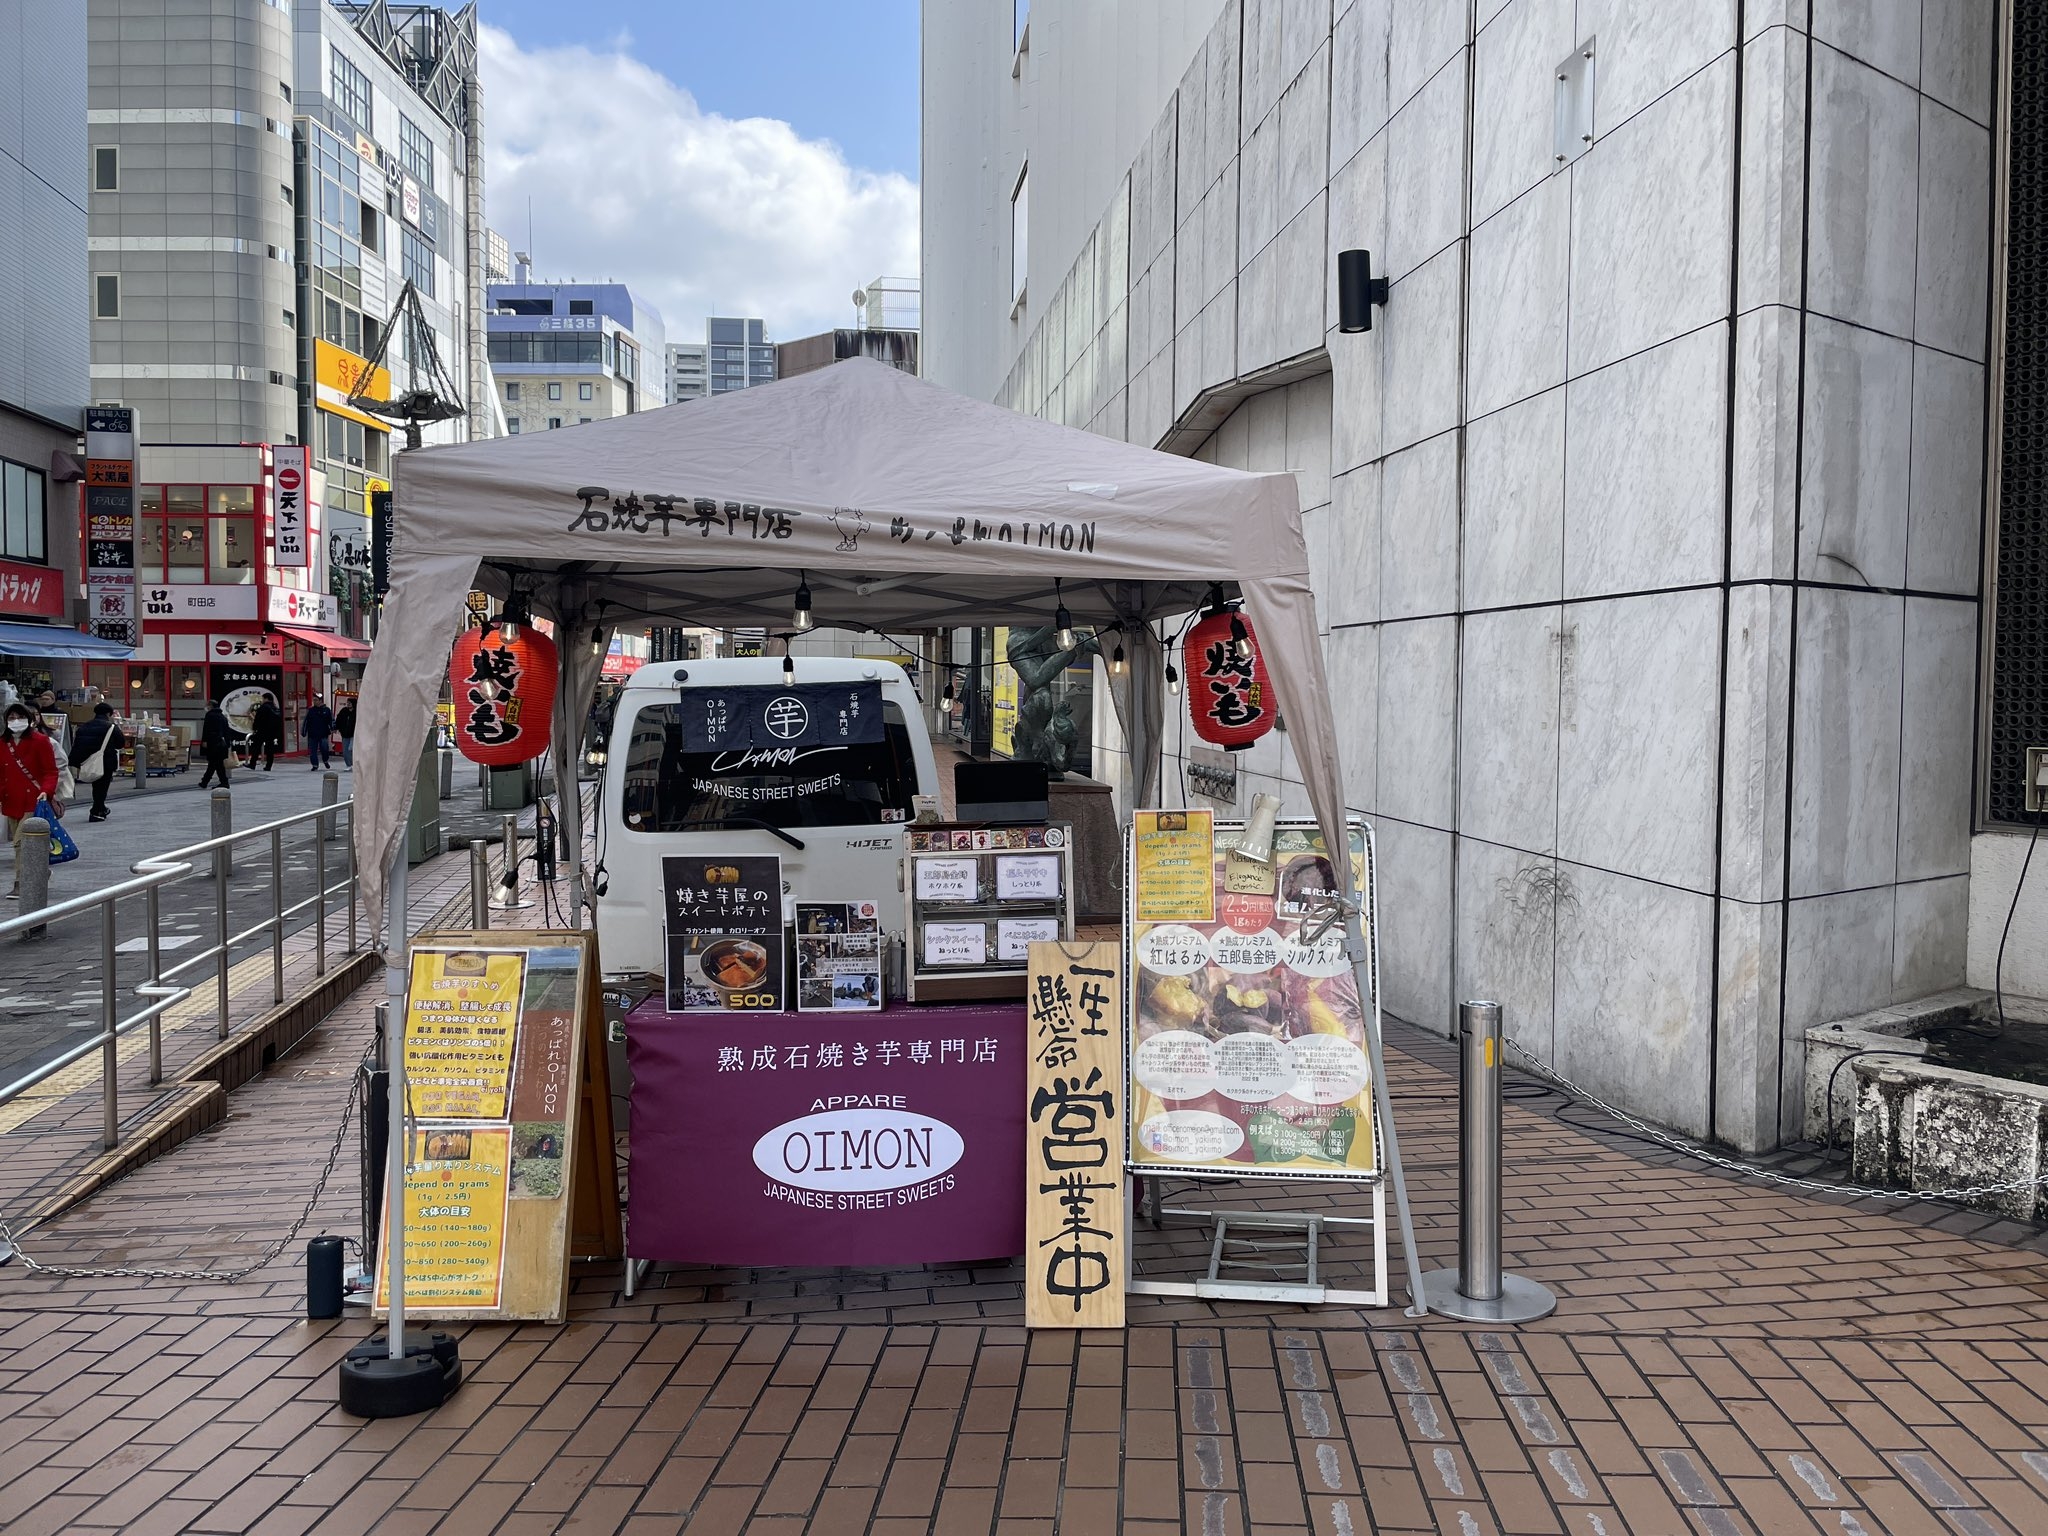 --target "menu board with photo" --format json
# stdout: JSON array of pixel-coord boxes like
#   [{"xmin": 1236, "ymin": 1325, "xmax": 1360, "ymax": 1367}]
[
  {"xmin": 904, "ymin": 823, "xmax": 1076, "ymax": 1002},
  {"xmin": 1125, "ymin": 818, "xmax": 1375, "ymax": 1180},
  {"xmin": 795, "ymin": 899, "xmax": 884, "ymax": 1012},
  {"xmin": 663, "ymin": 854, "xmax": 785, "ymax": 1012}
]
